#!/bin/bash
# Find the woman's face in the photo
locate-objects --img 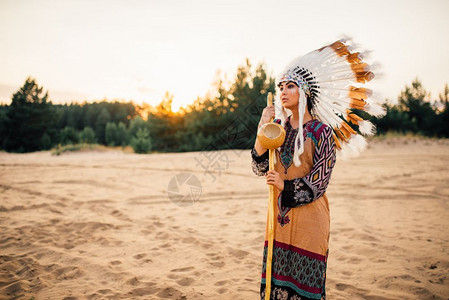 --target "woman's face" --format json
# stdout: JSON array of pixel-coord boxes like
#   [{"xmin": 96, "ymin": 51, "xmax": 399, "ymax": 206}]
[{"xmin": 279, "ymin": 81, "xmax": 299, "ymax": 110}]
